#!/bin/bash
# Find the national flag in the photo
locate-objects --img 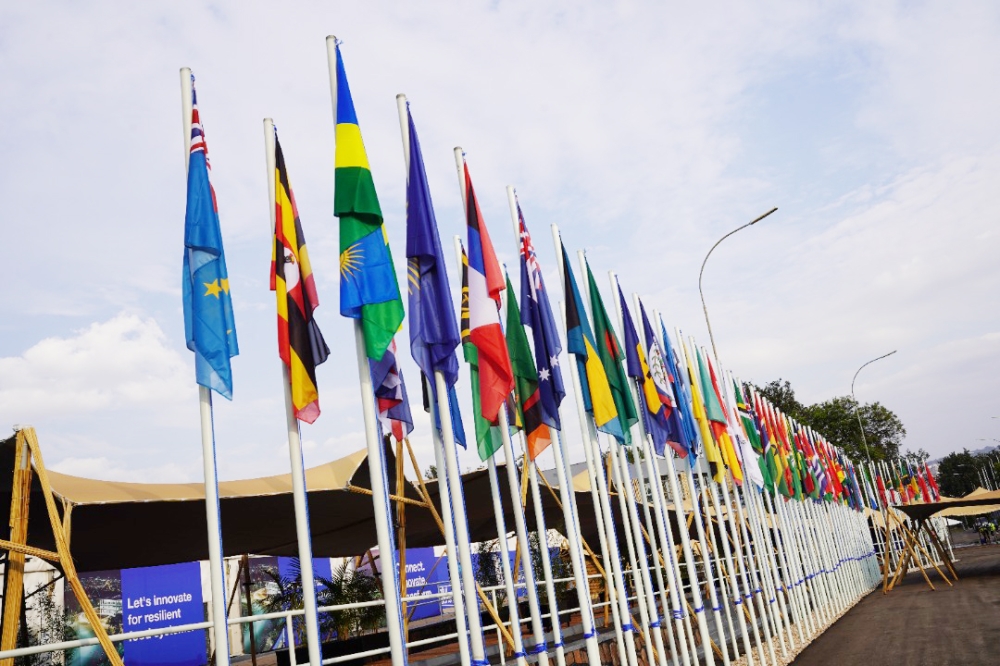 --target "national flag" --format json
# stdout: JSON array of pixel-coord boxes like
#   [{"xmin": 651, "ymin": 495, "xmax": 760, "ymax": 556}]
[
  {"xmin": 733, "ymin": 380, "xmax": 769, "ymax": 489},
  {"xmin": 335, "ymin": 44, "xmax": 404, "ymax": 361},
  {"xmin": 460, "ymin": 246, "xmax": 502, "ymax": 459},
  {"xmin": 404, "ymin": 106, "xmax": 466, "ymax": 446},
  {"xmin": 271, "ymin": 133, "xmax": 330, "ymax": 424},
  {"xmin": 749, "ymin": 389, "xmax": 779, "ymax": 493},
  {"xmin": 461, "ymin": 161, "xmax": 514, "ymax": 426},
  {"xmin": 182, "ymin": 74, "xmax": 239, "ymax": 399},
  {"xmin": 684, "ymin": 339, "xmax": 725, "ymax": 481},
  {"xmin": 640, "ymin": 301, "xmax": 688, "ymax": 458},
  {"xmin": 925, "ymin": 463, "xmax": 941, "ymax": 501},
  {"xmin": 585, "ymin": 261, "xmax": 637, "ymax": 445},
  {"xmin": 618, "ymin": 285, "xmax": 671, "ymax": 455},
  {"xmin": 660, "ymin": 319, "xmax": 697, "ymax": 457},
  {"xmin": 506, "ymin": 274, "xmax": 551, "ymax": 459},
  {"xmin": 517, "ymin": 200, "xmax": 565, "ymax": 430},
  {"xmin": 703, "ymin": 352, "xmax": 744, "ymax": 485},
  {"xmin": 692, "ymin": 346, "xmax": 735, "ymax": 483},
  {"xmin": 369, "ymin": 338, "xmax": 413, "ymax": 442},
  {"xmin": 561, "ymin": 242, "xmax": 621, "ymax": 440}
]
